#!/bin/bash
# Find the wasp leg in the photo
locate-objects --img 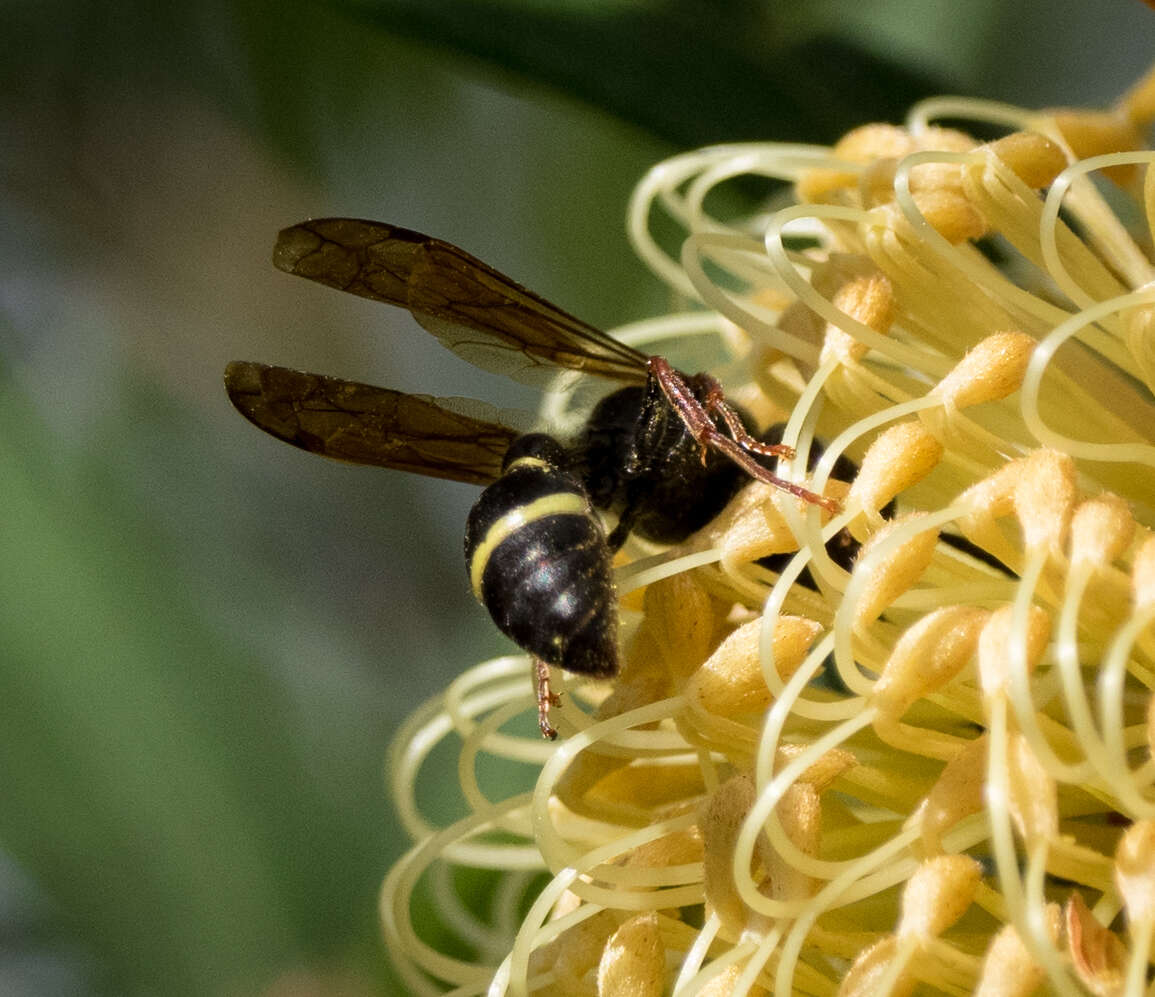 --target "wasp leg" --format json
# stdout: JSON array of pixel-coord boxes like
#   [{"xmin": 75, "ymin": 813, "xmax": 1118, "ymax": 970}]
[
  {"xmin": 605, "ymin": 488, "xmax": 649, "ymax": 551},
  {"xmin": 646, "ymin": 356, "xmax": 841, "ymax": 514},
  {"xmin": 534, "ymin": 659, "xmax": 561, "ymax": 740},
  {"xmin": 695, "ymin": 374, "xmax": 799, "ymax": 462}
]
